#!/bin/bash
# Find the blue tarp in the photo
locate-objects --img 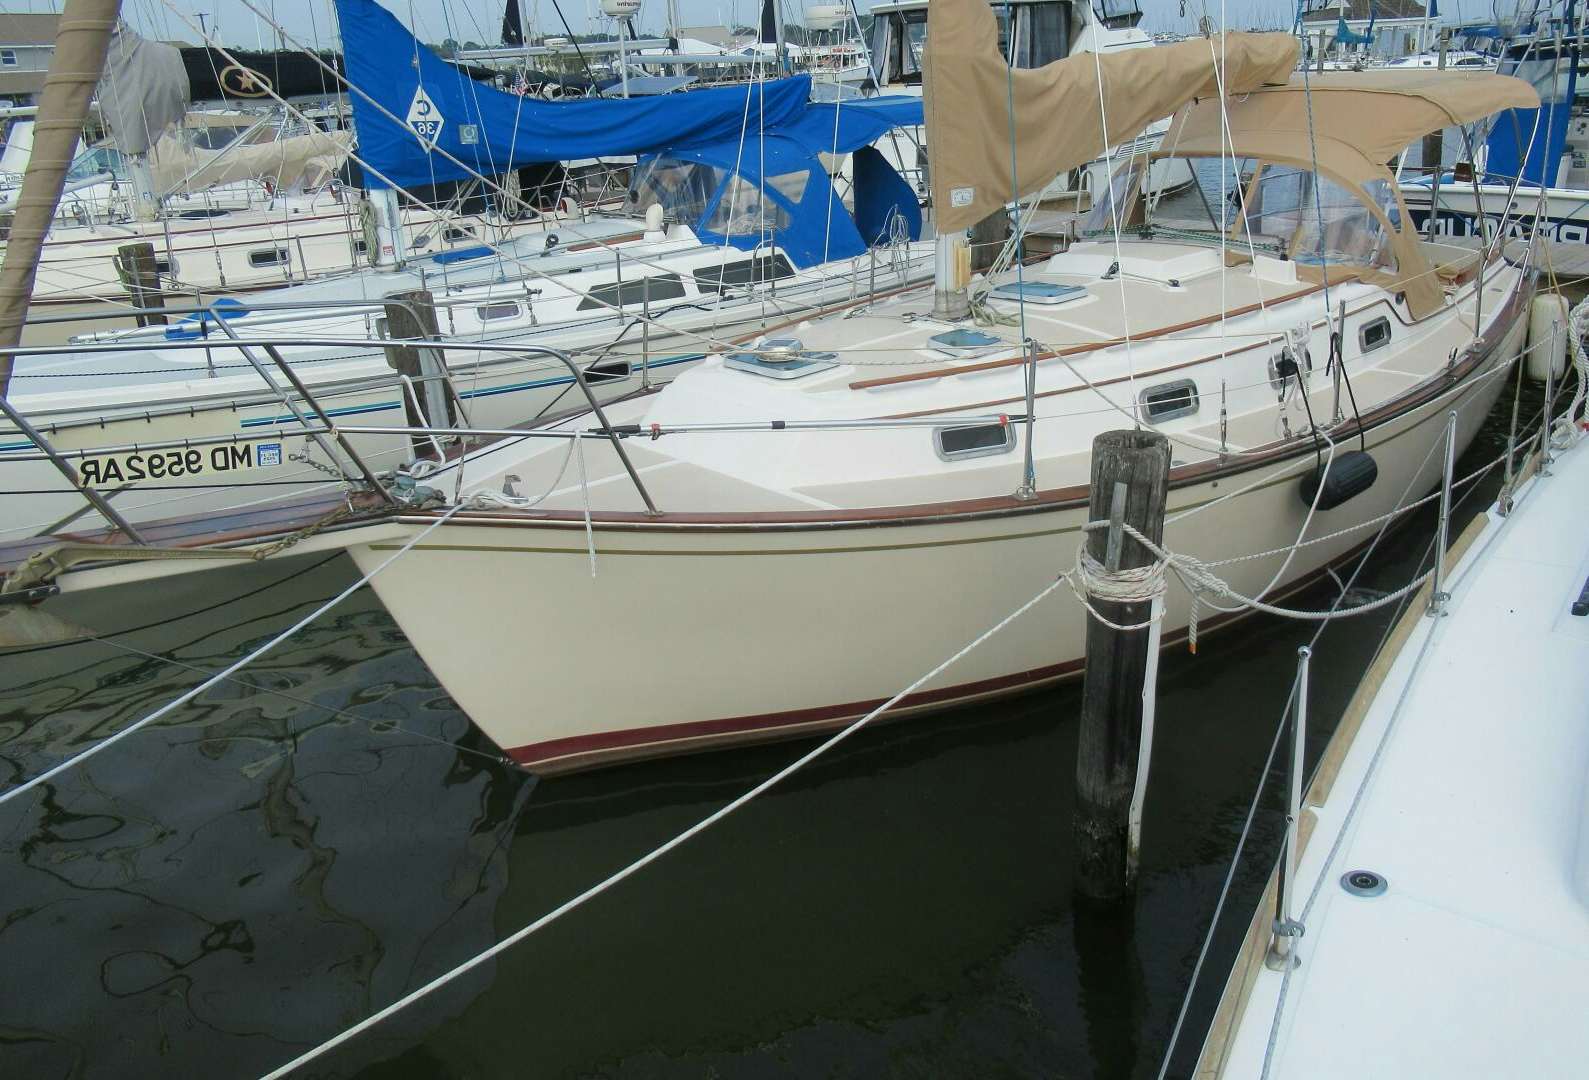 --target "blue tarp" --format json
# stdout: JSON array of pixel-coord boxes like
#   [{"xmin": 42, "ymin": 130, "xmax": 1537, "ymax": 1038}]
[
  {"xmin": 335, "ymin": 0, "xmax": 812, "ymax": 190},
  {"xmin": 333, "ymin": 0, "xmax": 925, "ymax": 268}
]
